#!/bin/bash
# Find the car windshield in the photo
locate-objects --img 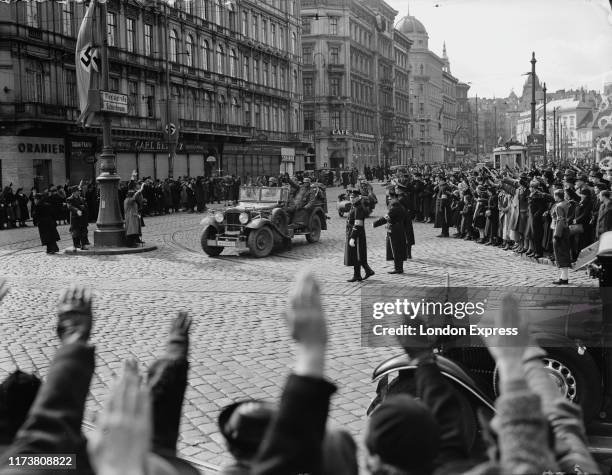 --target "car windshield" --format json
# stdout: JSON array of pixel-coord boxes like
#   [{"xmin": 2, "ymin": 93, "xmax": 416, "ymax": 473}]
[{"xmin": 239, "ymin": 186, "xmax": 282, "ymax": 203}]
